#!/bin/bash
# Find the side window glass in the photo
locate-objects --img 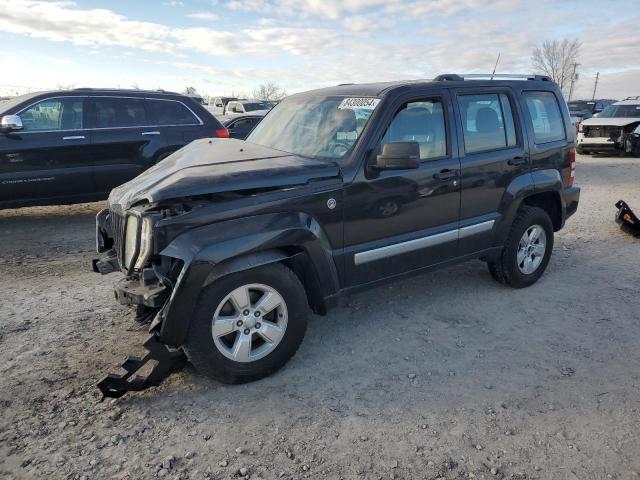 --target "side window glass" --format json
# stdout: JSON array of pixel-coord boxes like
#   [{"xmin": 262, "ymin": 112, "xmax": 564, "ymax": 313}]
[
  {"xmin": 20, "ymin": 98, "xmax": 83, "ymax": 131},
  {"xmin": 458, "ymin": 93, "xmax": 517, "ymax": 153},
  {"xmin": 147, "ymin": 100, "xmax": 199, "ymax": 126},
  {"xmin": 380, "ymin": 99, "xmax": 447, "ymax": 160},
  {"xmin": 92, "ymin": 97, "xmax": 147, "ymax": 128},
  {"xmin": 523, "ymin": 91, "xmax": 566, "ymax": 143}
]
